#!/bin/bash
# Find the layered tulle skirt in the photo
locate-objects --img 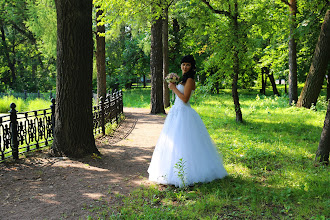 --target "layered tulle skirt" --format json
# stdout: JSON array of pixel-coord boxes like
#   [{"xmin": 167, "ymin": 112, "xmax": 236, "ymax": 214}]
[{"xmin": 148, "ymin": 98, "xmax": 228, "ymax": 187}]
